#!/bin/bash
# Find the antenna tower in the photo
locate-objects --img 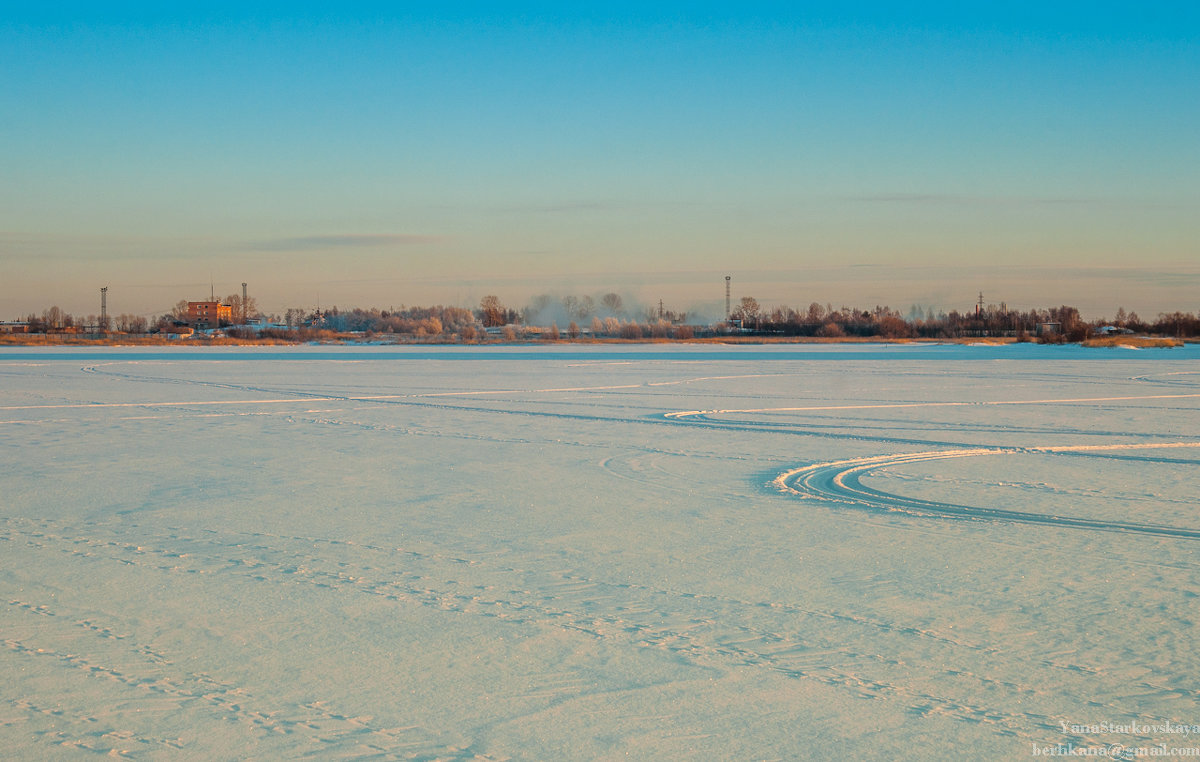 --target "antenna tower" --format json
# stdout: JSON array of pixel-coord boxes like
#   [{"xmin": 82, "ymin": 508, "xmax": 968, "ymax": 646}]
[
  {"xmin": 242, "ymin": 282, "xmax": 248, "ymax": 324},
  {"xmin": 725, "ymin": 276, "xmax": 731, "ymax": 320},
  {"xmin": 100, "ymin": 286, "xmax": 108, "ymax": 331}
]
